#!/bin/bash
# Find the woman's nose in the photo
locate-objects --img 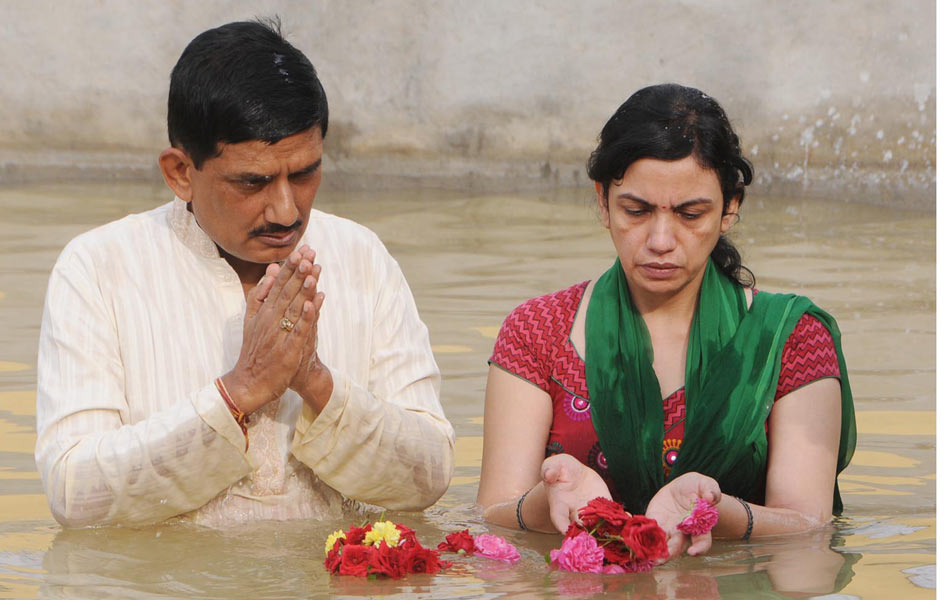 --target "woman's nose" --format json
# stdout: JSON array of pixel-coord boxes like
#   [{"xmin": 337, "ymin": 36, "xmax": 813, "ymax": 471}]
[{"xmin": 645, "ymin": 214, "xmax": 676, "ymax": 254}]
